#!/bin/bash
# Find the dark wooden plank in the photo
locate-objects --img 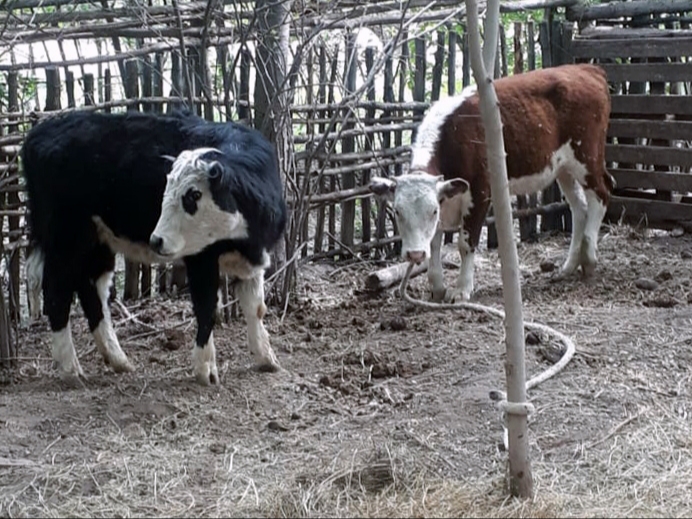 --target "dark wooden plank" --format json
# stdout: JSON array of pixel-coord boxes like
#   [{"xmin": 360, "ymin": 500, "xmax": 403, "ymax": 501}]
[
  {"xmin": 571, "ymin": 37, "xmax": 692, "ymax": 59},
  {"xmin": 567, "ymin": 0, "xmax": 692, "ymax": 22},
  {"xmin": 606, "ymin": 144, "xmax": 692, "ymax": 169},
  {"xmin": 578, "ymin": 27, "xmax": 692, "ymax": 40},
  {"xmin": 611, "ymin": 95, "xmax": 692, "ymax": 116},
  {"xmin": 608, "ymin": 119, "xmax": 692, "ymax": 141},
  {"xmin": 607, "ymin": 196, "xmax": 692, "ymax": 227},
  {"xmin": 600, "ymin": 62, "xmax": 692, "ymax": 83},
  {"xmin": 611, "ymin": 168, "xmax": 692, "ymax": 192}
]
